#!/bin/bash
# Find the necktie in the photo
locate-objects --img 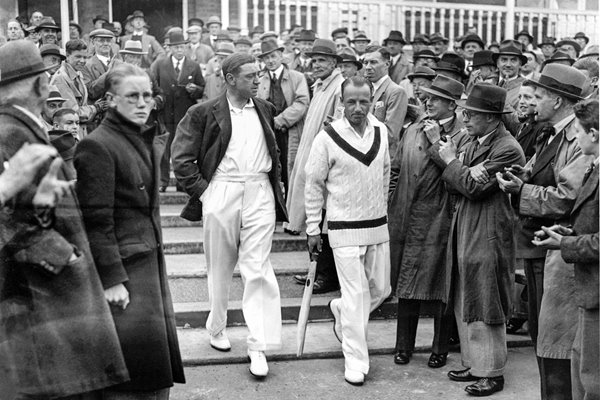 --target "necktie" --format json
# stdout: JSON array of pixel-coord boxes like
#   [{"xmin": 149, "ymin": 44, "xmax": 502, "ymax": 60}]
[
  {"xmin": 535, "ymin": 125, "xmax": 555, "ymax": 153},
  {"xmin": 175, "ymin": 60, "xmax": 181, "ymax": 74}
]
